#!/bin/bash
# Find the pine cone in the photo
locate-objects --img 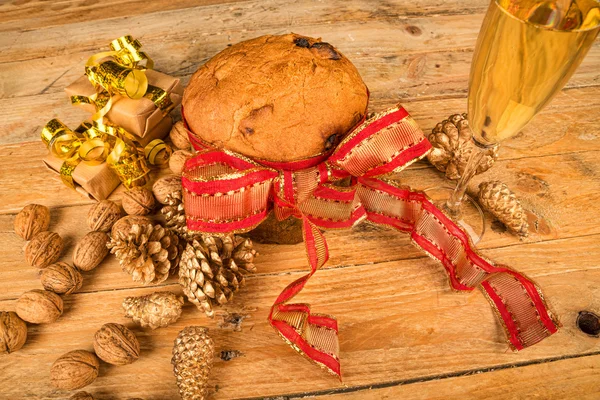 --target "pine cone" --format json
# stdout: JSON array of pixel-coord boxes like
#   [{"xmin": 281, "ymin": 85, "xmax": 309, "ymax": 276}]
[
  {"xmin": 478, "ymin": 181, "xmax": 529, "ymax": 237},
  {"xmin": 171, "ymin": 326, "xmax": 214, "ymax": 400},
  {"xmin": 179, "ymin": 235, "xmax": 257, "ymax": 318},
  {"xmin": 427, "ymin": 114, "xmax": 498, "ymax": 180},
  {"xmin": 160, "ymin": 190, "xmax": 189, "ymax": 241},
  {"xmin": 123, "ymin": 291, "xmax": 184, "ymax": 329},
  {"xmin": 108, "ymin": 223, "xmax": 183, "ymax": 285}
]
